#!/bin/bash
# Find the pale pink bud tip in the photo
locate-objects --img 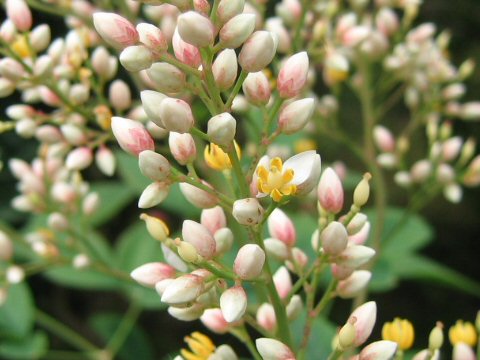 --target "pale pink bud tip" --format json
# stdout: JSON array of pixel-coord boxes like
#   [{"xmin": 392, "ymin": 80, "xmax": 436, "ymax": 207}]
[
  {"xmin": 349, "ymin": 301, "xmax": 377, "ymax": 346},
  {"xmin": 268, "ymin": 208, "xmax": 296, "ymax": 246},
  {"xmin": 6, "ymin": 0, "xmax": 32, "ymax": 32},
  {"xmin": 130, "ymin": 262, "xmax": 175, "ymax": 287},
  {"xmin": 93, "ymin": 12, "xmax": 139, "ymax": 49},
  {"xmin": 277, "ymin": 52, "xmax": 309, "ymax": 98},
  {"xmin": 220, "ymin": 286, "xmax": 247, "ymax": 323},
  {"xmin": 239, "ymin": 31, "xmax": 277, "ymax": 72},
  {"xmin": 318, "ymin": 167, "xmax": 344, "ymax": 214},
  {"xmin": 182, "ymin": 220, "xmax": 216, "ymax": 259},
  {"xmin": 234, "ymin": 244, "xmax": 265, "ymax": 280},
  {"xmin": 160, "ymin": 274, "xmax": 204, "ymax": 305},
  {"xmin": 255, "ymin": 338, "xmax": 296, "ymax": 360},
  {"xmin": 111, "ymin": 117, "xmax": 155, "ymax": 156},
  {"xmin": 177, "ymin": 11, "xmax": 215, "ymax": 48},
  {"xmin": 359, "ymin": 340, "xmax": 398, "ymax": 360}
]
